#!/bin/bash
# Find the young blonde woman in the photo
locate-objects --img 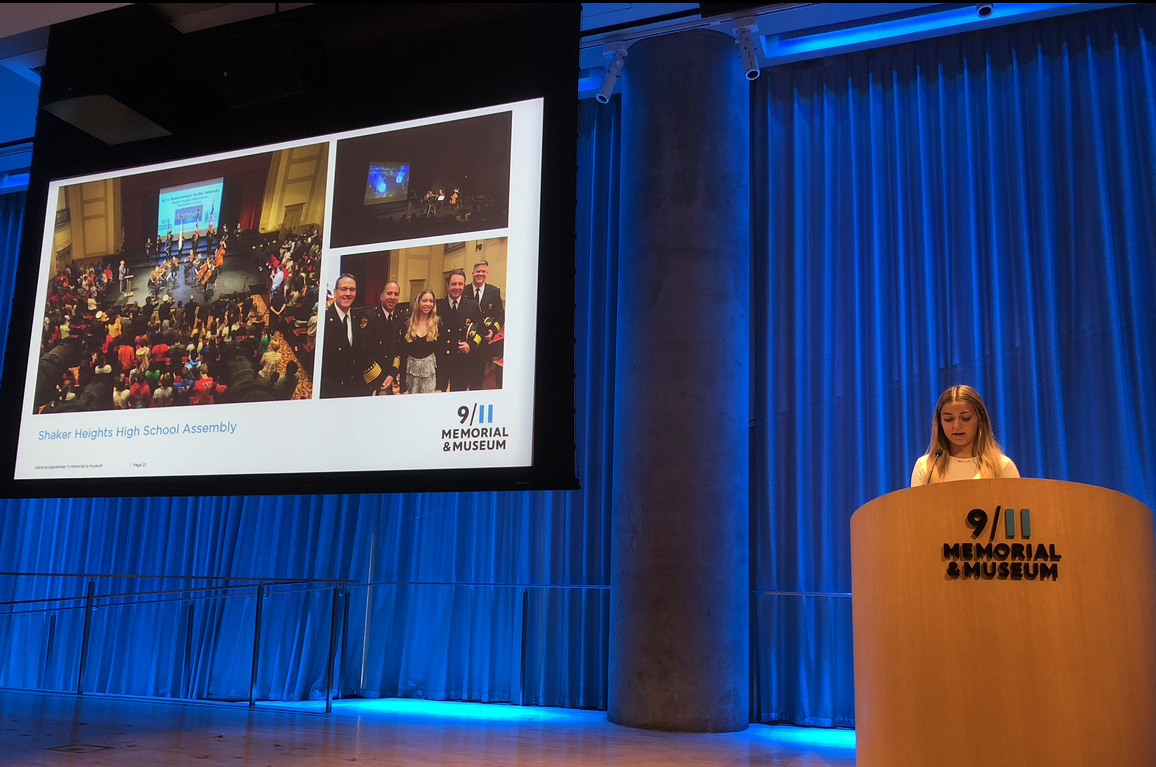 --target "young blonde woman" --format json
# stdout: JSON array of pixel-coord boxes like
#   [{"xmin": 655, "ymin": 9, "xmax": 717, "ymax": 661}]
[
  {"xmin": 399, "ymin": 289, "xmax": 450, "ymax": 394},
  {"xmin": 910, "ymin": 385, "xmax": 1020, "ymax": 485}
]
